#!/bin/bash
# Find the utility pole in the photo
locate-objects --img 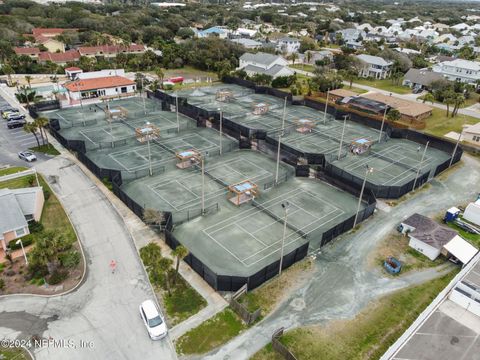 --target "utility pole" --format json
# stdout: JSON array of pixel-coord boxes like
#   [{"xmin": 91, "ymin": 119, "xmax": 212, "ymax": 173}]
[
  {"xmin": 176, "ymin": 92, "xmax": 180, "ymax": 133},
  {"xmin": 378, "ymin": 106, "xmax": 388, "ymax": 143},
  {"xmin": 353, "ymin": 165, "xmax": 372, "ymax": 228},
  {"xmin": 449, "ymin": 116, "xmax": 465, "ymax": 168},
  {"xmin": 201, "ymin": 157, "xmax": 205, "ymax": 215},
  {"xmin": 278, "ymin": 201, "xmax": 289, "ymax": 276},
  {"xmin": 218, "ymin": 108, "xmax": 223, "ymax": 155},
  {"xmin": 412, "ymin": 141, "xmax": 429, "ymax": 191}
]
